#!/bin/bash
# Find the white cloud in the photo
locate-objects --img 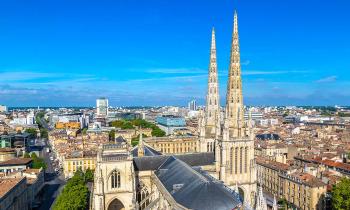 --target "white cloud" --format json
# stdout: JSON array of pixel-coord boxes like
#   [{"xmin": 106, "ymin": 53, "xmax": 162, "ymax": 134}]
[
  {"xmin": 315, "ymin": 76, "xmax": 337, "ymax": 83},
  {"xmin": 146, "ymin": 68, "xmax": 205, "ymax": 74},
  {"xmin": 242, "ymin": 70, "xmax": 308, "ymax": 75}
]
